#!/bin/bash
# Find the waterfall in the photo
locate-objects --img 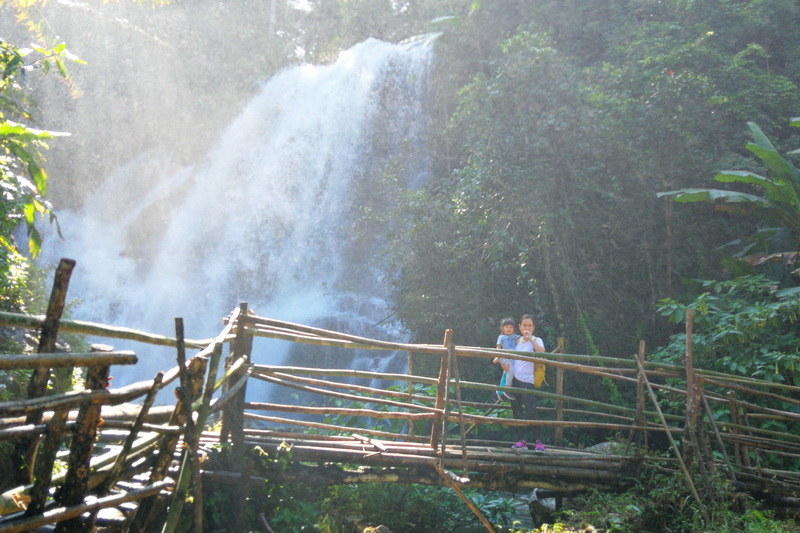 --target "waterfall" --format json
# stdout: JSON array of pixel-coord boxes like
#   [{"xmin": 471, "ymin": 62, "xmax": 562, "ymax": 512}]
[{"xmin": 43, "ymin": 37, "xmax": 434, "ymax": 392}]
